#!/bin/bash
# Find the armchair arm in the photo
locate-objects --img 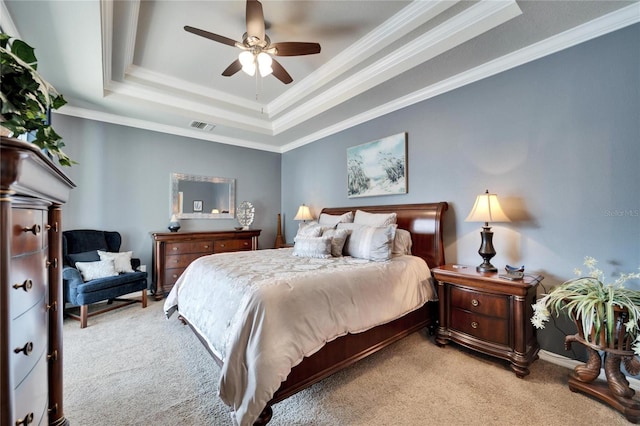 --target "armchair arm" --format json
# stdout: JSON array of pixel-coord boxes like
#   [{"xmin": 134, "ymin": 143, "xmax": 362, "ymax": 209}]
[
  {"xmin": 131, "ymin": 257, "xmax": 141, "ymax": 271},
  {"xmin": 63, "ymin": 266, "xmax": 84, "ymax": 304}
]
